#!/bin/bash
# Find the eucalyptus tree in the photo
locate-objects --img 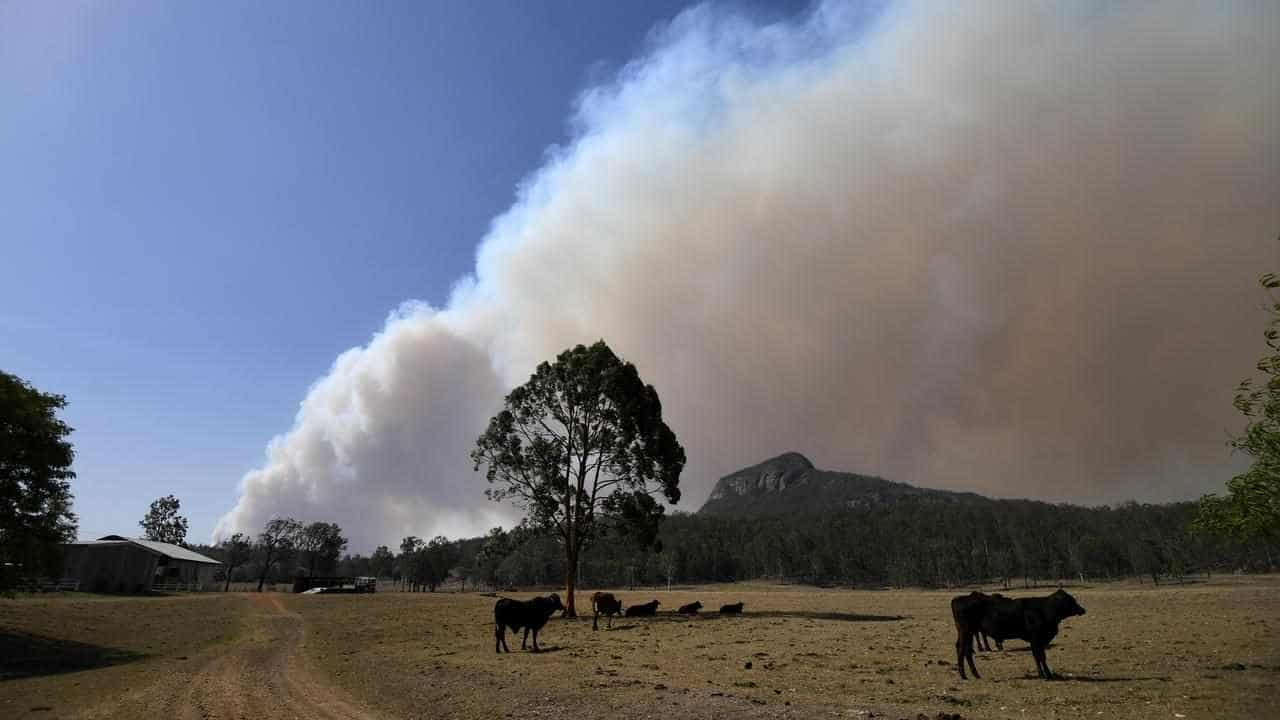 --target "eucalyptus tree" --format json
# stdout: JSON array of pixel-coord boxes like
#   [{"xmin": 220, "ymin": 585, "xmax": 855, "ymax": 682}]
[
  {"xmin": 1197, "ymin": 268, "xmax": 1280, "ymax": 556},
  {"xmin": 255, "ymin": 516, "xmax": 301, "ymax": 591},
  {"xmin": 472, "ymin": 340, "xmax": 684, "ymax": 616}
]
